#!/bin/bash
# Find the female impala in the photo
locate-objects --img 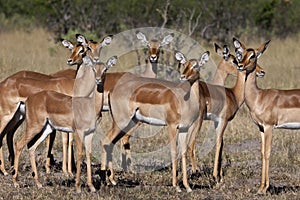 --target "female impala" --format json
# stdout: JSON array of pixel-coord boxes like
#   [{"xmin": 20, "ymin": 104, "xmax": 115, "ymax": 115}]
[
  {"xmin": 194, "ymin": 44, "xmax": 266, "ymax": 183},
  {"xmin": 101, "ymin": 51, "xmax": 209, "ymax": 193},
  {"xmin": 0, "ymin": 34, "xmax": 112, "ymax": 176},
  {"xmin": 12, "ymin": 42, "xmax": 117, "ymax": 193},
  {"xmin": 120, "ymin": 42, "xmax": 266, "ymax": 183},
  {"xmin": 233, "ymin": 38, "xmax": 300, "ymax": 194}
]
